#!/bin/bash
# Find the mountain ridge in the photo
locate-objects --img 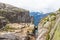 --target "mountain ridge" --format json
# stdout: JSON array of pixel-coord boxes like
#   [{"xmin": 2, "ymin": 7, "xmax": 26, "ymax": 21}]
[{"xmin": 30, "ymin": 12, "xmax": 49, "ymax": 26}]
